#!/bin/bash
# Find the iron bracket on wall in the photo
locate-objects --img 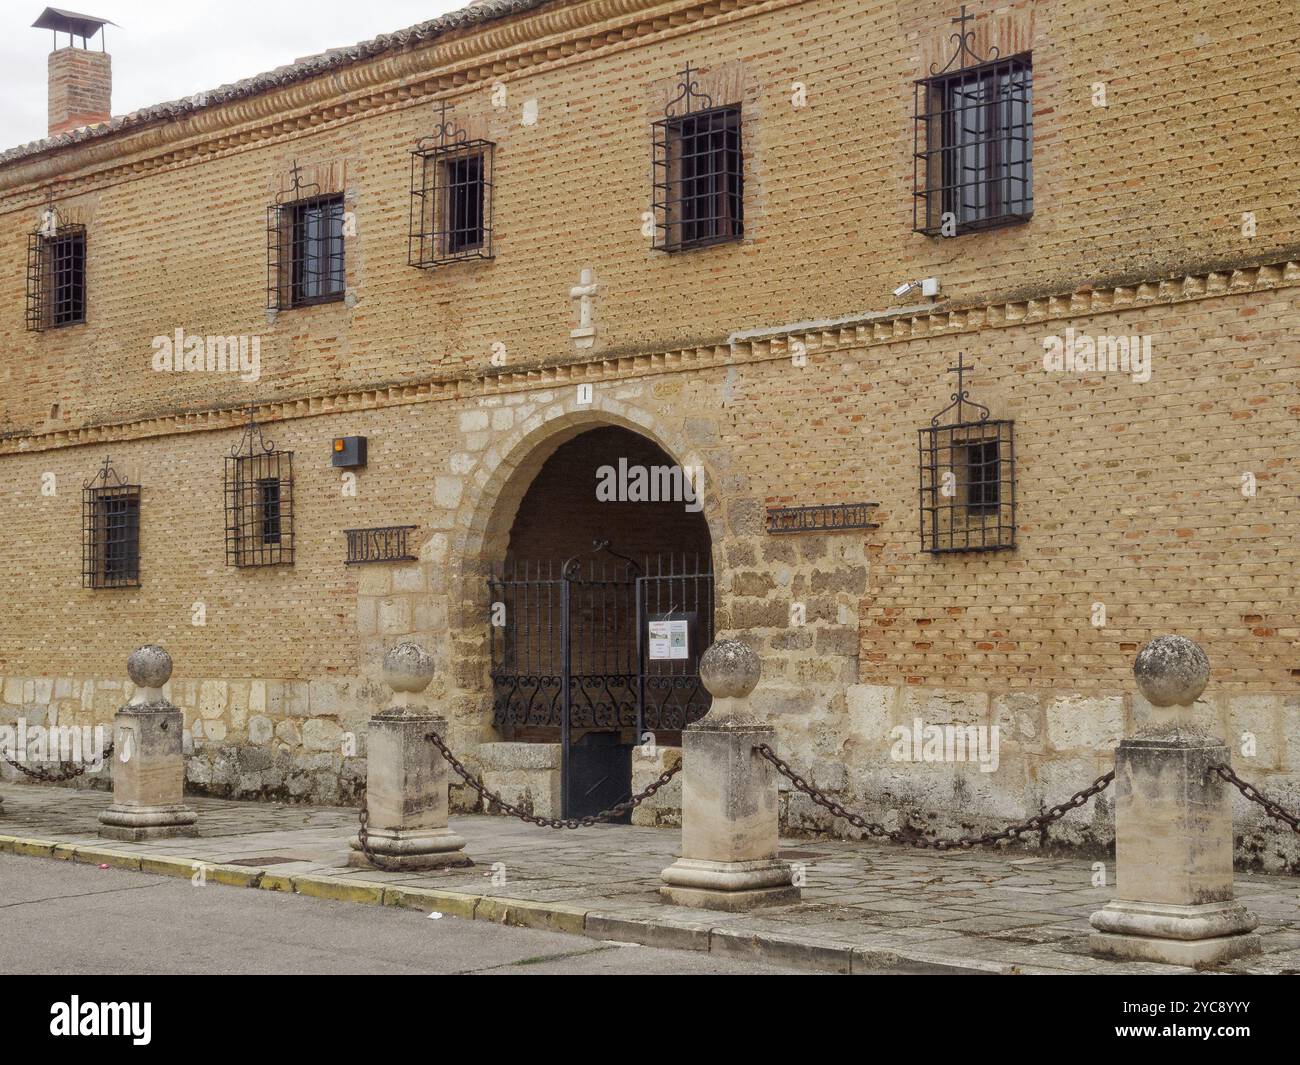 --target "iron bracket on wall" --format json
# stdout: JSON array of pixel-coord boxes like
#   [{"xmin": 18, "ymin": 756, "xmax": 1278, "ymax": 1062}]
[
  {"xmin": 765, "ymin": 502, "xmax": 880, "ymax": 534},
  {"xmin": 344, "ymin": 525, "xmax": 418, "ymax": 564}
]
